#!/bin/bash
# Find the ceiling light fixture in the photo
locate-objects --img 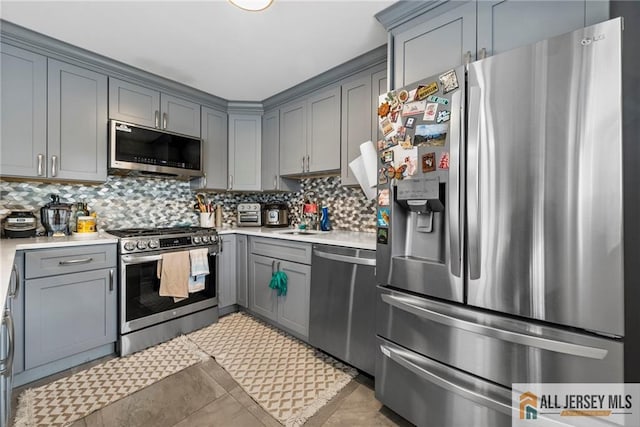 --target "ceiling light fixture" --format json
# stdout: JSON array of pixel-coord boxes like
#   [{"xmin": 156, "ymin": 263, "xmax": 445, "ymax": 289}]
[{"xmin": 229, "ymin": 0, "xmax": 273, "ymax": 12}]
